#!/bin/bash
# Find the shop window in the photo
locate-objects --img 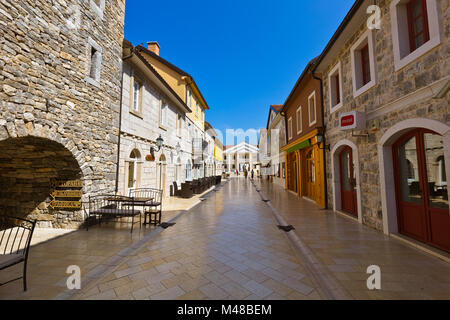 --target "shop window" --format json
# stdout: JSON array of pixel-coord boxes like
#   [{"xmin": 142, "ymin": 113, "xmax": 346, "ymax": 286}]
[
  {"xmin": 351, "ymin": 30, "xmax": 376, "ymax": 97},
  {"xmin": 328, "ymin": 61, "xmax": 343, "ymax": 113},
  {"xmin": 390, "ymin": 0, "xmax": 441, "ymax": 71}
]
